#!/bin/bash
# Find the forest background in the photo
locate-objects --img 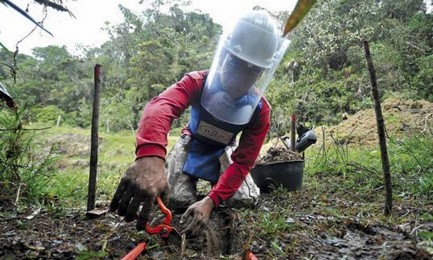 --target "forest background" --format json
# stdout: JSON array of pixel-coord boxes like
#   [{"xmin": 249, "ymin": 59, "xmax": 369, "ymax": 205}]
[
  {"xmin": 0, "ymin": 0, "xmax": 430, "ymax": 132},
  {"xmin": 1, "ymin": 0, "xmax": 432, "ymax": 134}
]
